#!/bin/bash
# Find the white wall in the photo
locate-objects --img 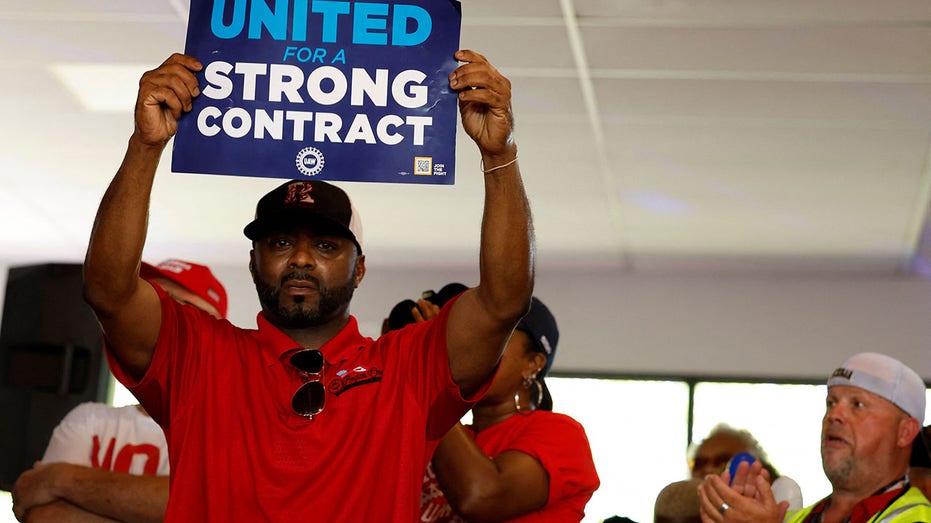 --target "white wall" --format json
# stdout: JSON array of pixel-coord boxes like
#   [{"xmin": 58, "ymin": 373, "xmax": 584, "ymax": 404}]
[
  {"xmin": 532, "ymin": 269, "xmax": 931, "ymax": 381},
  {"xmin": 172, "ymin": 263, "xmax": 931, "ymax": 382},
  {"xmin": 3, "ymin": 262, "xmax": 930, "ymax": 382}
]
